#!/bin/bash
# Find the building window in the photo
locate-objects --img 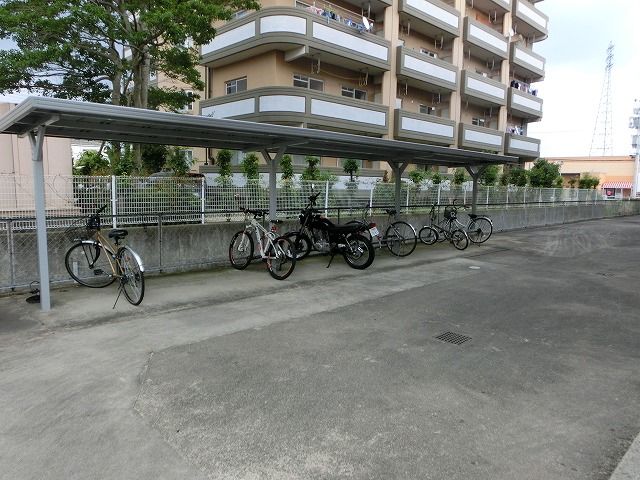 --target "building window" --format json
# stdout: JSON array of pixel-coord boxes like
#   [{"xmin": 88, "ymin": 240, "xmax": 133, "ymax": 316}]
[
  {"xmin": 419, "ymin": 104, "xmax": 436, "ymax": 115},
  {"xmin": 342, "ymin": 86, "xmax": 367, "ymax": 100},
  {"xmin": 472, "ymin": 117, "xmax": 486, "ymax": 127},
  {"xmin": 293, "ymin": 74, "xmax": 324, "ymax": 91},
  {"xmin": 226, "ymin": 77, "xmax": 247, "ymax": 95}
]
